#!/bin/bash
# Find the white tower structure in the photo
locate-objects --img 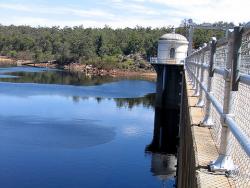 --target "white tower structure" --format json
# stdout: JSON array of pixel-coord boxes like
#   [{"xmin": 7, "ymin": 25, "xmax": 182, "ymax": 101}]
[{"xmin": 157, "ymin": 33, "xmax": 188, "ymax": 65}]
